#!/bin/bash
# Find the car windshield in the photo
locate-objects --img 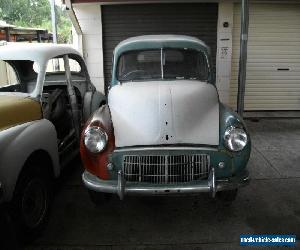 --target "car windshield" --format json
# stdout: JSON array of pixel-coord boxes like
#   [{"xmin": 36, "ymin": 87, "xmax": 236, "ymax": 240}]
[{"xmin": 117, "ymin": 48, "xmax": 209, "ymax": 82}]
